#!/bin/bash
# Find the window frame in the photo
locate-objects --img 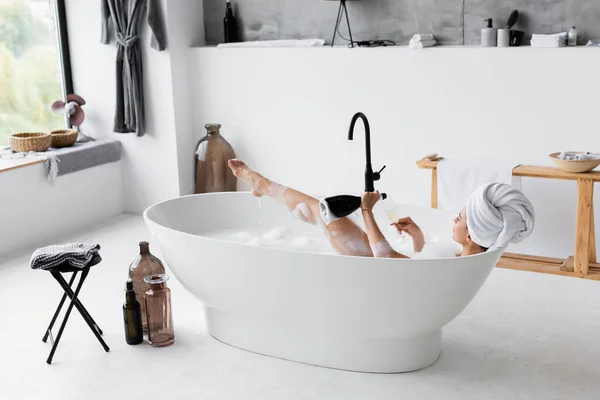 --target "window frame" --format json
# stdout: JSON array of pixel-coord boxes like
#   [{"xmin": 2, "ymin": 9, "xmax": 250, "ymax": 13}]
[{"xmin": 53, "ymin": 0, "xmax": 74, "ymax": 127}]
